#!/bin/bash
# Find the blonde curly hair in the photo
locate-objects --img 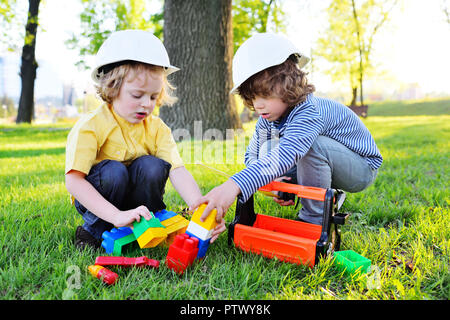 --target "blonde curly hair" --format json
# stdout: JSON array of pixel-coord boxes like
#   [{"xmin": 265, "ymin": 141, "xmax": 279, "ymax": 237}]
[
  {"xmin": 237, "ymin": 54, "xmax": 315, "ymax": 110},
  {"xmin": 95, "ymin": 61, "xmax": 177, "ymax": 107}
]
